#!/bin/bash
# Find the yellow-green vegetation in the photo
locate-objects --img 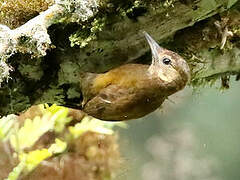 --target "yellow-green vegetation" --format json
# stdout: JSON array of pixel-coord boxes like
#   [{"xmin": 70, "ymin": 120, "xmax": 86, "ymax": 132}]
[
  {"xmin": 69, "ymin": 17, "xmax": 106, "ymax": 47},
  {"xmin": 68, "ymin": 0, "xmax": 148, "ymax": 47},
  {"xmin": 118, "ymin": 0, "xmax": 142, "ymax": 17},
  {"xmin": 0, "ymin": 0, "xmax": 54, "ymax": 29},
  {"xmin": 0, "ymin": 104, "xmax": 124, "ymax": 180},
  {"xmin": 18, "ymin": 58, "xmax": 44, "ymax": 81}
]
